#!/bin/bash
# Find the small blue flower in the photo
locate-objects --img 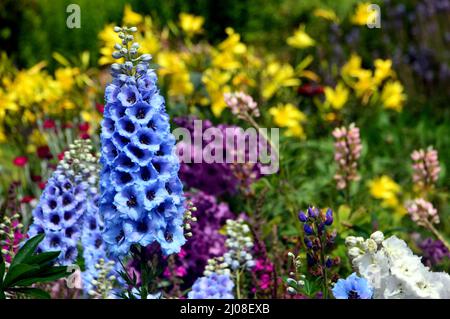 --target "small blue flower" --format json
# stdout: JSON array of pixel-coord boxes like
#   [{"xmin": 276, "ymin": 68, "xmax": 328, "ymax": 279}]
[
  {"xmin": 307, "ymin": 206, "xmax": 318, "ymax": 219},
  {"xmin": 105, "ymin": 83, "xmax": 120, "ymax": 104},
  {"xmin": 126, "ymin": 102, "xmax": 154, "ymax": 124},
  {"xmin": 325, "ymin": 208, "xmax": 333, "ymax": 226},
  {"xmin": 117, "ymin": 84, "xmax": 140, "ymax": 107},
  {"xmin": 332, "ymin": 273, "xmax": 373, "ymax": 299},
  {"xmin": 298, "ymin": 210, "xmax": 307, "ymax": 222},
  {"xmin": 114, "ymin": 185, "xmax": 145, "ymax": 221},
  {"xmin": 303, "ymin": 223, "xmax": 314, "ymax": 235}
]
